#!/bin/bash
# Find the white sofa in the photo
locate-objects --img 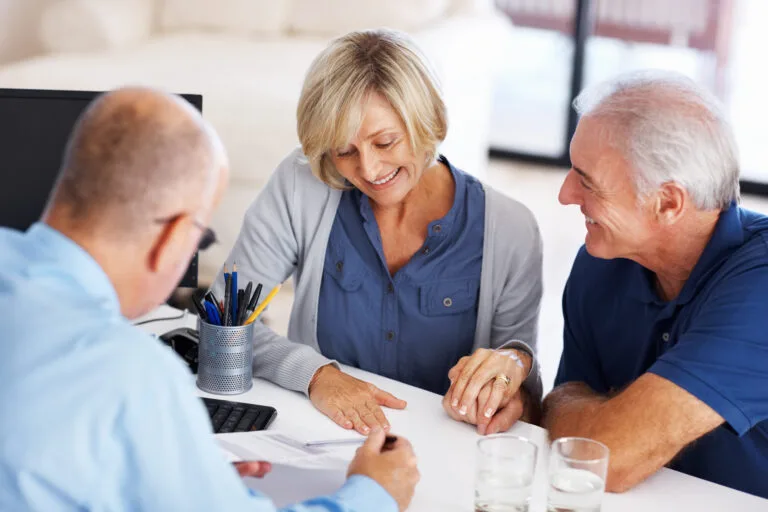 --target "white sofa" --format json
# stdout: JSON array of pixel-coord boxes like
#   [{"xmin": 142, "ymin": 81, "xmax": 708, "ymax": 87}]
[{"xmin": 0, "ymin": 0, "xmax": 510, "ymax": 283}]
